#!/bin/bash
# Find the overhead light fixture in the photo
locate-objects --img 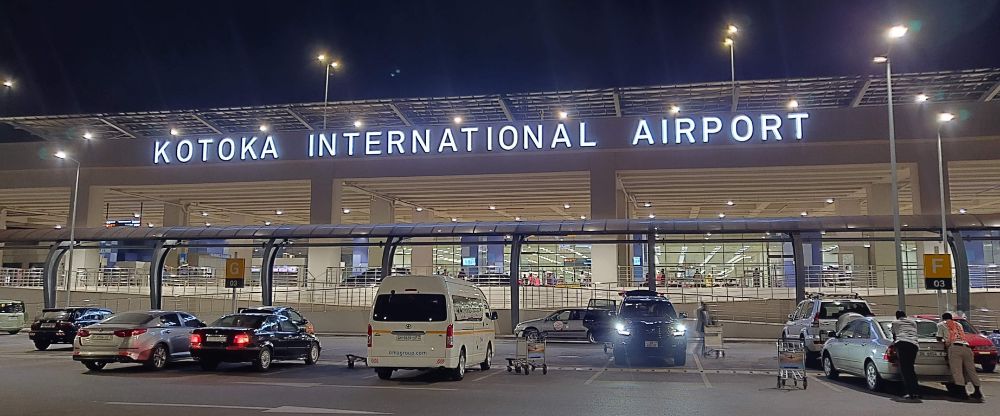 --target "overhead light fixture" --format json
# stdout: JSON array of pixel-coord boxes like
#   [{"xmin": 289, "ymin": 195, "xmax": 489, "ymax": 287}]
[
  {"xmin": 706, "ymin": 232, "xmax": 712, "ymax": 237},
  {"xmin": 275, "ymin": 209, "xmax": 284, "ymax": 215},
  {"xmin": 648, "ymin": 213, "xmax": 656, "ymax": 219},
  {"xmin": 959, "ymin": 208, "xmax": 968, "ymax": 214},
  {"xmin": 800, "ymin": 211, "xmax": 808, "ymax": 217},
  {"xmin": 563, "ymin": 203, "xmax": 571, "ymax": 209},
  {"xmin": 170, "ymin": 128, "xmax": 180, "ymax": 136},
  {"xmin": 643, "ymin": 202, "xmax": 652, "ymax": 208},
  {"xmin": 132, "ymin": 212, "xmax": 141, "ymax": 218},
  {"xmin": 205, "ymin": 222, "xmax": 212, "ymax": 227},
  {"xmin": 83, "ymin": 132, "xmax": 94, "ymax": 140},
  {"xmin": 515, "ymin": 216, "xmax": 522, "ymax": 221},
  {"xmin": 451, "ymin": 217, "xmax": 458, "ymax": 222},
  {"xmin": 54, "ymin": 225, "xmax": 63, "ymax": 229},
  {"xmin": 415, "ymin": 207, "xmax": 424, "ymax": 212},
  {"xmin": 915, "ymin": 94, "xmax": 929, "ymax": 103},
  {"xmin": 453, "ymin": 116, "xmax": 463, "ymax": 124},
  {"xmin": 343, "ymin": 208, "xmax": 351, "ymax": 214},
  {"xmin": 147, "ymin": 223, "xmax": 154, "ymax": 228},
  {"xmin": 863, "ymin": 242, "xmax": 872, "ymax": 248},
  {"xmin": 580, "ymin": 215, "xmax": 586, "ymax": 220},
  {"xmin": 937, "ymin": 112, "xmax": 955, "ymax": 123},
  {"xmin": 718, "ymin": 213, "xmax": 726, "ymax": 218},
  {"xmin": 353, "ymin": 120, "xmax": 363, "ymax": 128},
  {"xmin": 488, "ymin": 205, "xmax": 496, "ymax": 210},
  {"xmin": 825, "ymin": 198, "xmax": 835, "ymax": 204},
  {"xmin": 264, "ymin": 221, "xmax": 272, "ymax": 226},
  {"xmin": 54, "ymin": 151, "xmax": 68, "ymax": 159},
  {"xmin": 201, "ymin": 211, "xmax": 208, "ymax": 217},
  {"xmin": 726, "ymin": 200, "xmax": 734, "ymax": 206},
  {"xmin": 669, "ymin": 105, "xmax": 680, "ymax": 115},
  {"xmin": 787, "ymin": 99, "xmax": 799, "ymax": 109},
  {"xmin": 258, "ymin": 125, "xmax": 268, "ymax": 132},
  {"xmin": 558, "ymin": 111, "xmax": 568, "ymax": 120}
]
